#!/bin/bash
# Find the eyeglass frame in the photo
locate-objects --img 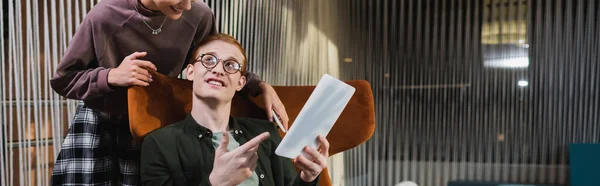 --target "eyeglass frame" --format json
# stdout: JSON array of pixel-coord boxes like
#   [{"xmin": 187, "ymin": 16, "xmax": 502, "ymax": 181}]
[{"xmin": 194, "ymin": 53, "xmax": 244, "ymax": 74}]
